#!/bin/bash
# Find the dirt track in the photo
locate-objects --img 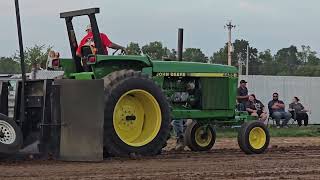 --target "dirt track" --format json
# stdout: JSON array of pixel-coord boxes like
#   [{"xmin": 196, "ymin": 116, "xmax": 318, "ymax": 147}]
[{"xmin": 1, "ymin": 137, "xmax": 320, "ymax": 180}]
